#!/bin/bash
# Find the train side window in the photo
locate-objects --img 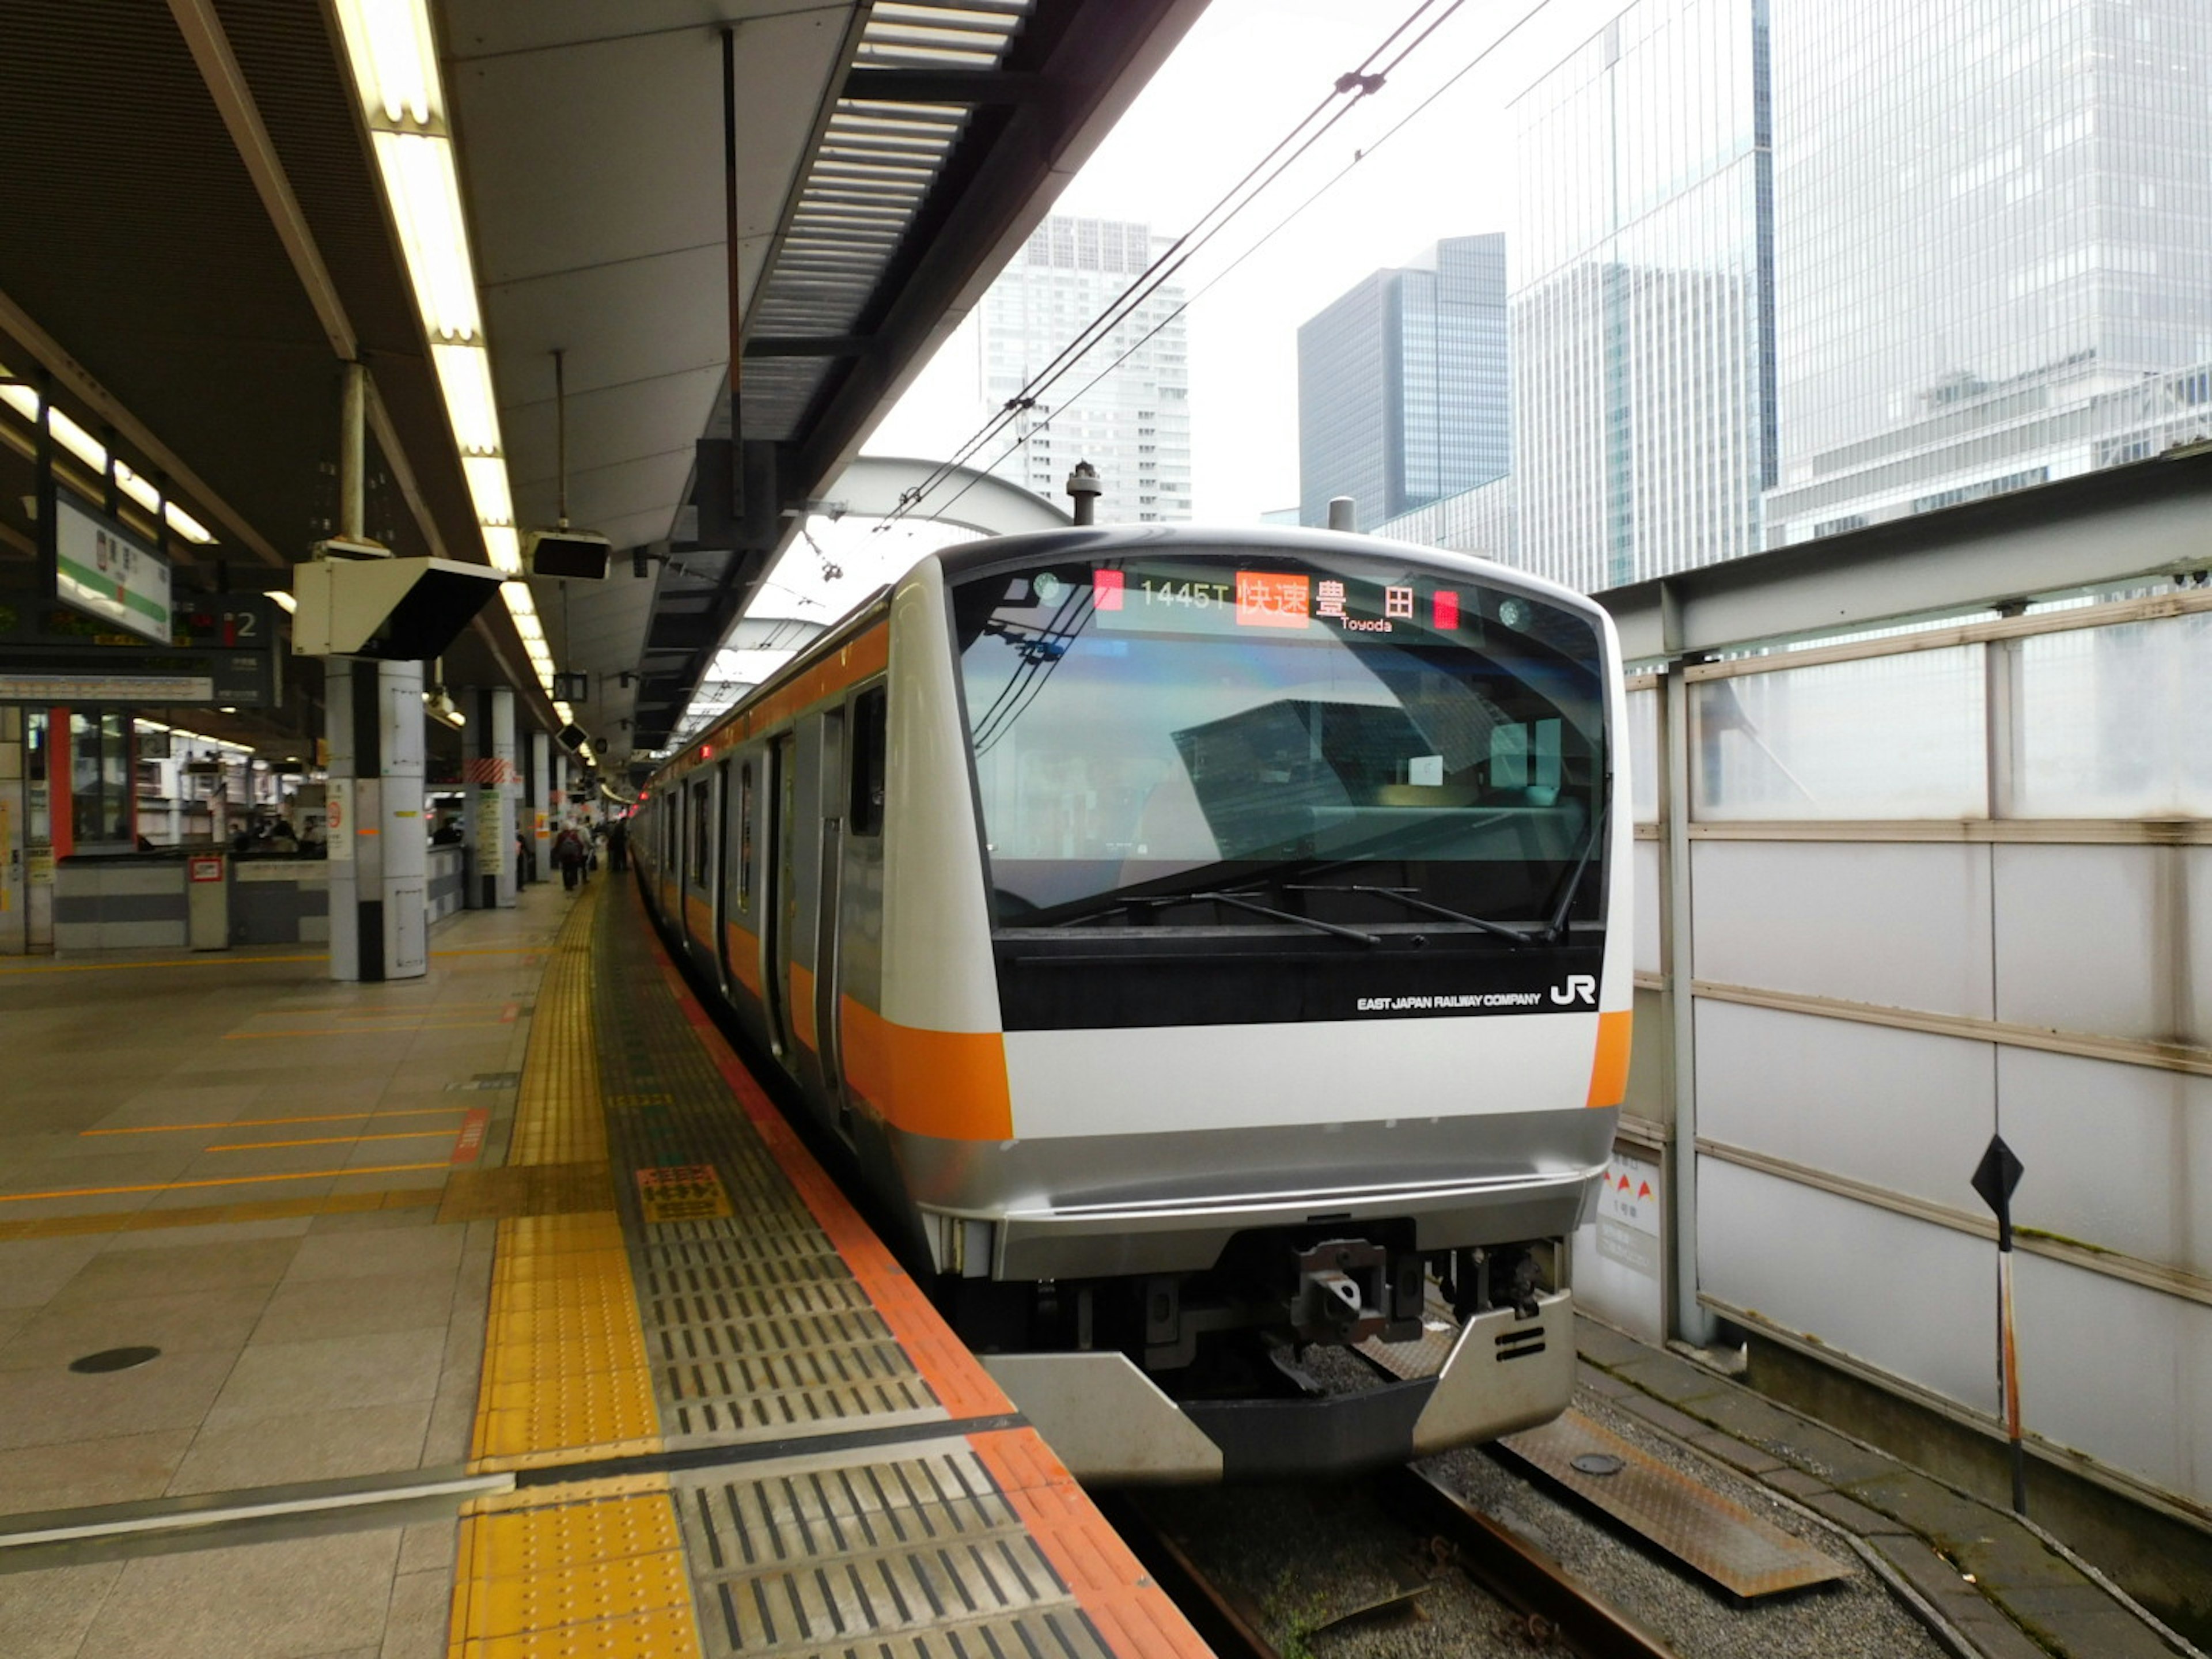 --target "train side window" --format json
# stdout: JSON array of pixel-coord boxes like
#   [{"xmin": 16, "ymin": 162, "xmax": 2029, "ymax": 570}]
[
  {"xmin": 850, "ymin": 686, "xmax": 887, "ymax": 836},
  {"xmin": 737, "ymin": 763, "xmax": 755, "ymax": 907},
  {"xmin": 688, "ymin": 783, "xmax": 711, "ymax": 885}
]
